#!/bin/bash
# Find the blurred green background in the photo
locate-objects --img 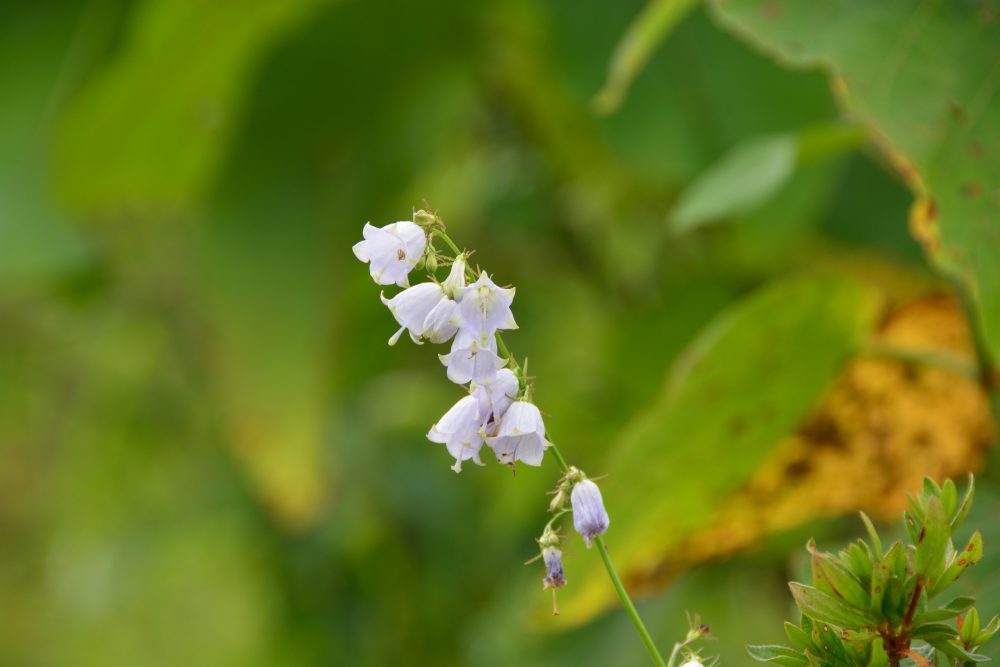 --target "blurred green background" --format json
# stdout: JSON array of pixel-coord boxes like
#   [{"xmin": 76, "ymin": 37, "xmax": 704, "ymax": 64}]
[{"xmin": 2, "ymin": 1, "xmax": 999, "ymax": 665}]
